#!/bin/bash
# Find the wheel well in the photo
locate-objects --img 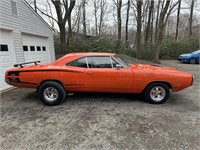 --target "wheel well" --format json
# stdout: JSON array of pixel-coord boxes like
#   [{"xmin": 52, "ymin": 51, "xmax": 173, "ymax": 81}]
[
  {"xmin": 36, "ymin": 80, "xmax": 64, "ymax": 93},
  {"xmin": 143, "ymin": 81, "xmax": 172, "ymax": 92},
  {"xmin": 189, "ymin": 57, "xmax": 197, "ymax": 61}
]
